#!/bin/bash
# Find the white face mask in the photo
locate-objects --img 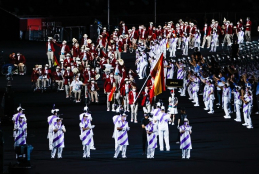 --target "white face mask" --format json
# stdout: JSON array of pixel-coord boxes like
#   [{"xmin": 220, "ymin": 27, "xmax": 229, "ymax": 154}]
[
  {"xmin": 87, "ymin": 68, "xmax": 90, "ymax": 71},
  {"xmin": 56, "ymin": 69, "xmax": 59, "ymax": 72},
  {"xmin": 126, "ymin": 81, "xmax": 129, "ymax": 84},
  {"xmin": 110, "ymin": 75, "xmax": 113, "ymax": 78},
  {"xmin": 133, "ymin": 89, "xmax": 136, "ymax": 92},
  {"xmin": 91, "ymin": 81, "xmax": 94, "ymax": 83},
  {"xmin": 145, "ymin": 89, "xmax": 148, "ymax": 92},
  {"xmin": 171, "ymin": 93, "xmax": 175, "ymax": 97},
  {"xmin": 76, "ymin": 78, "xmax": 79, "ymax": 81}
]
